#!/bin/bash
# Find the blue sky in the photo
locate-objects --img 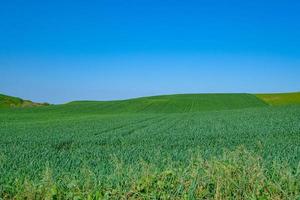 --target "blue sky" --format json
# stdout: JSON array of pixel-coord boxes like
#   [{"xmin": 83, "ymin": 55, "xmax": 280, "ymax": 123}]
[{"xmin": 0, "ymin": 0, "xmax": 299, "ymax": 103}]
